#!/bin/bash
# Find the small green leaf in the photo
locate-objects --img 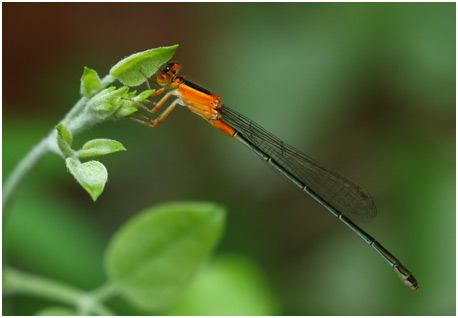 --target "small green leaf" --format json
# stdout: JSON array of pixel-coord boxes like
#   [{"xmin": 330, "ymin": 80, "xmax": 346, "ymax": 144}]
[
  {"xmin": 133, "ymin": 89, "xmax": 155, "ymax": 102},
  {"xmin": 56, "ymin": 124, "xmax": 74, "ymax": 158},
  {"xmin": 80, "ymin": 67, "xmax": 102, "ymax": 97},
  {"xmin": 56, "ymin": 124, "xmax": 72, "ymax": 145},
  {"xmin": 105, "ymin": 202, "xmax": 225, "ymax": 311},
  {"xmin": 77, "ymin": 138, "xmax": 126, "ymax": 158},
  {"xmin": 66, "ymin": 158, "xmax": 107, "ymax": 201},
  {"xmin": 87, "ymin": 86, "xmax": 130, "ymax": 119},
  {"xmin": 35, "ymin": 307, "xmax": 79, "ymax": 316},
  {"xmin": 114, "ymin": 104, "xmax": 138, "ymax": 118},
  {"xmin": 126, "ymin": 90, "xmax": 137, "ymax": 98},
  {"xmin": 110, "ymin": 45, "xmax": 178, "ymax": 87}
]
